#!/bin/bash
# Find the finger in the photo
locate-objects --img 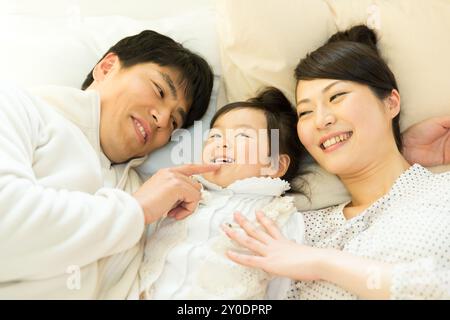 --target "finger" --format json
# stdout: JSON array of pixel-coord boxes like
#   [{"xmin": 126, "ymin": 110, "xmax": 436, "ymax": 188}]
[
  {"xmin": 168, "ymin": 205, "xmax": 192, "ymax": 220},
  {"xmin": 167, "ymin": 210, "xmax": 176, "ymax": 218},
  {"xmin": 173, "ymin": 200, "xmax": 199, "ymax": 220},
  {"xmin": 255, "ymin": 211, "xmax": 283, "ymax": 240},
  {"xmin": 232, "ymin": 212, "xmax": 273, "ymax": 244},
  {"xmin": 221, "ymin": 224, "xmax": 267, "ymax": 256},
  {"xmin": 169, "ymin": 184, "xmax": 202, "ymax": 219},
  {"xmin": 171, "ymin": 163, "xmax": 221, "ymax": 176},
  {"xmin": 174, "ymin": 173, "xmax": 202, "ymax": 191},
  {"xmin": 226, "ymin": 250, "xmax": 266, "ymax": 269}
]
